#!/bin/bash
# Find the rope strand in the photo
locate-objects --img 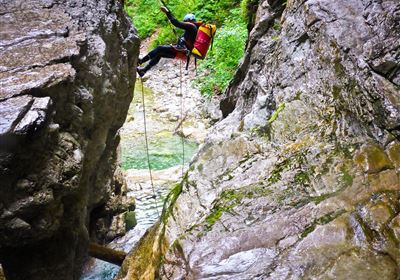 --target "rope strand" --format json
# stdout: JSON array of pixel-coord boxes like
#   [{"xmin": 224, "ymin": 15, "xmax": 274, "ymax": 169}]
[
  {"xmin": 140, "ymin": 77, "xmax": 160, "ymax": 217},
  {"xmin": 179, "ymin": 60, "xmax": 185, "ymax": 178}
]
